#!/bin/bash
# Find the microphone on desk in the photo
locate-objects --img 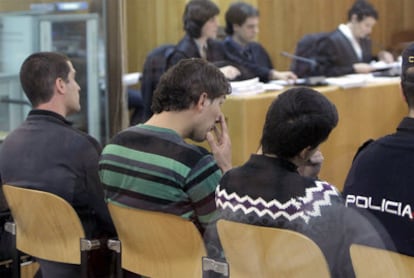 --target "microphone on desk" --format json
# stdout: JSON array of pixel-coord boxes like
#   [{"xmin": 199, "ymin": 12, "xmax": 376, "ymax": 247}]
[
  {"xmin": 280, "ymin": 52, "xmax": 327, "ymax": 86},
  {"xmin": 280, "ymin": 51, "xmax": 318, "ymax": 68}
]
